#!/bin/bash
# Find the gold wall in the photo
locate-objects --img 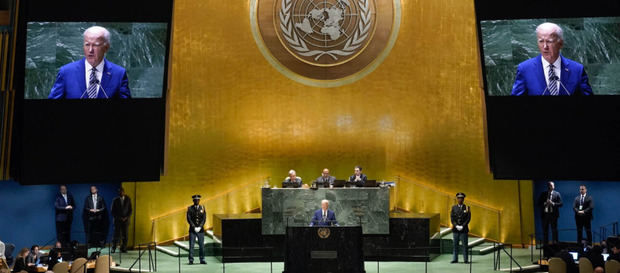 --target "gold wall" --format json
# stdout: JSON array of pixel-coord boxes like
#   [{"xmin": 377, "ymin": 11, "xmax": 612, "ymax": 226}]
[{"xmin": 125, "ymin": 0, "xmax": 534, "ymax": 245}]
